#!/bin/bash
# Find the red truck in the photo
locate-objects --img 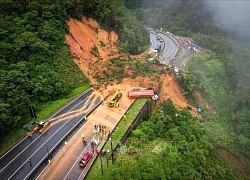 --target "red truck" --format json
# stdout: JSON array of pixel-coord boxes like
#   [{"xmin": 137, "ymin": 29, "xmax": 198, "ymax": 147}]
[{"xmin": 128, "ymin": 90, "xmax": 155, "ymax": 99}]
